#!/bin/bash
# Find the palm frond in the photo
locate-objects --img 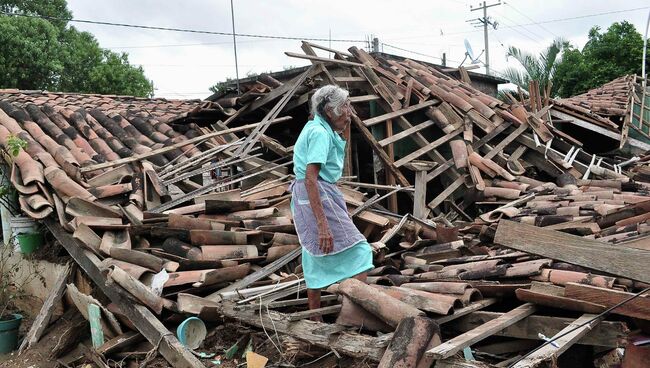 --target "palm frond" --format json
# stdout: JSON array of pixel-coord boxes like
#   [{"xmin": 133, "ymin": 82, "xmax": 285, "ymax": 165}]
[{"xmin": 501, "ymin": 66, "xmax": 530, "ymax": 90}]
